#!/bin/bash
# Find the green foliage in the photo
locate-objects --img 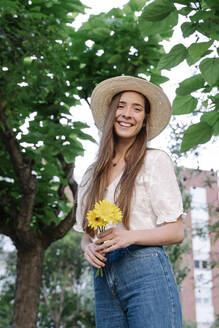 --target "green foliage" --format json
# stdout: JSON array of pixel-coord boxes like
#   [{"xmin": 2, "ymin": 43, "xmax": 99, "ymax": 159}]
[
  {"xmin": 181, "ymin": 122, "xmax": 213, "ymax": 152},
  {"xmin": 176, "ymin": 74, "xmax": 205, "ymax": 96},
  {"xmin": 199, "ymin": 58, "xmax": 219, "ymax": 87},
  {"xmin": 0, "ymin": 0, "xmax": 90, "ymax": 228},
  {"xmin": 188, "ymin": 41, "xmax": 213, "ymax": 64},
  {"xmin": 141, "ymin": 0, "xmax": 176, "ymax": 22},
  {"xmin": 140, "ymin": 0, "xmax": 219, "ymax": 152},
  {"xmin": 182, "ymin": 319, "xmax": 197, "ymax": 328},
  {"xmin": 39, "ymin": 231, "xmax": 95, "ymax": 327},
  {"xmin": 158, "ymin": 44, "xmax": 188, "ymax": 70},
  {"xmin": 166, "ymin": 239, "xmax": 190, "ymax": 288},
  {"xmin": 172, "ymin": 95, "xmax": 198, "ymax": 115},
  {"xmin": 139, "ymin": 1, "xmax": 178, "ymax": 38},
  {"xmin": 0, "ymin": 242, "xmax": 16, "ymax": 327}
]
